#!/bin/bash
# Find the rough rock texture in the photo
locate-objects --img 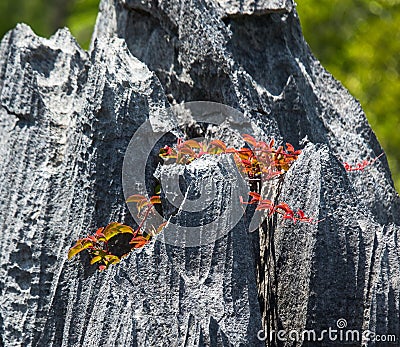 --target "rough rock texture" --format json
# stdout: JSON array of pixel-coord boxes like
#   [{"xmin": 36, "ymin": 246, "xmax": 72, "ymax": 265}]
[{"xmin": 0, "ymin": 0, "xmax": 399, "ymax": 346}]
